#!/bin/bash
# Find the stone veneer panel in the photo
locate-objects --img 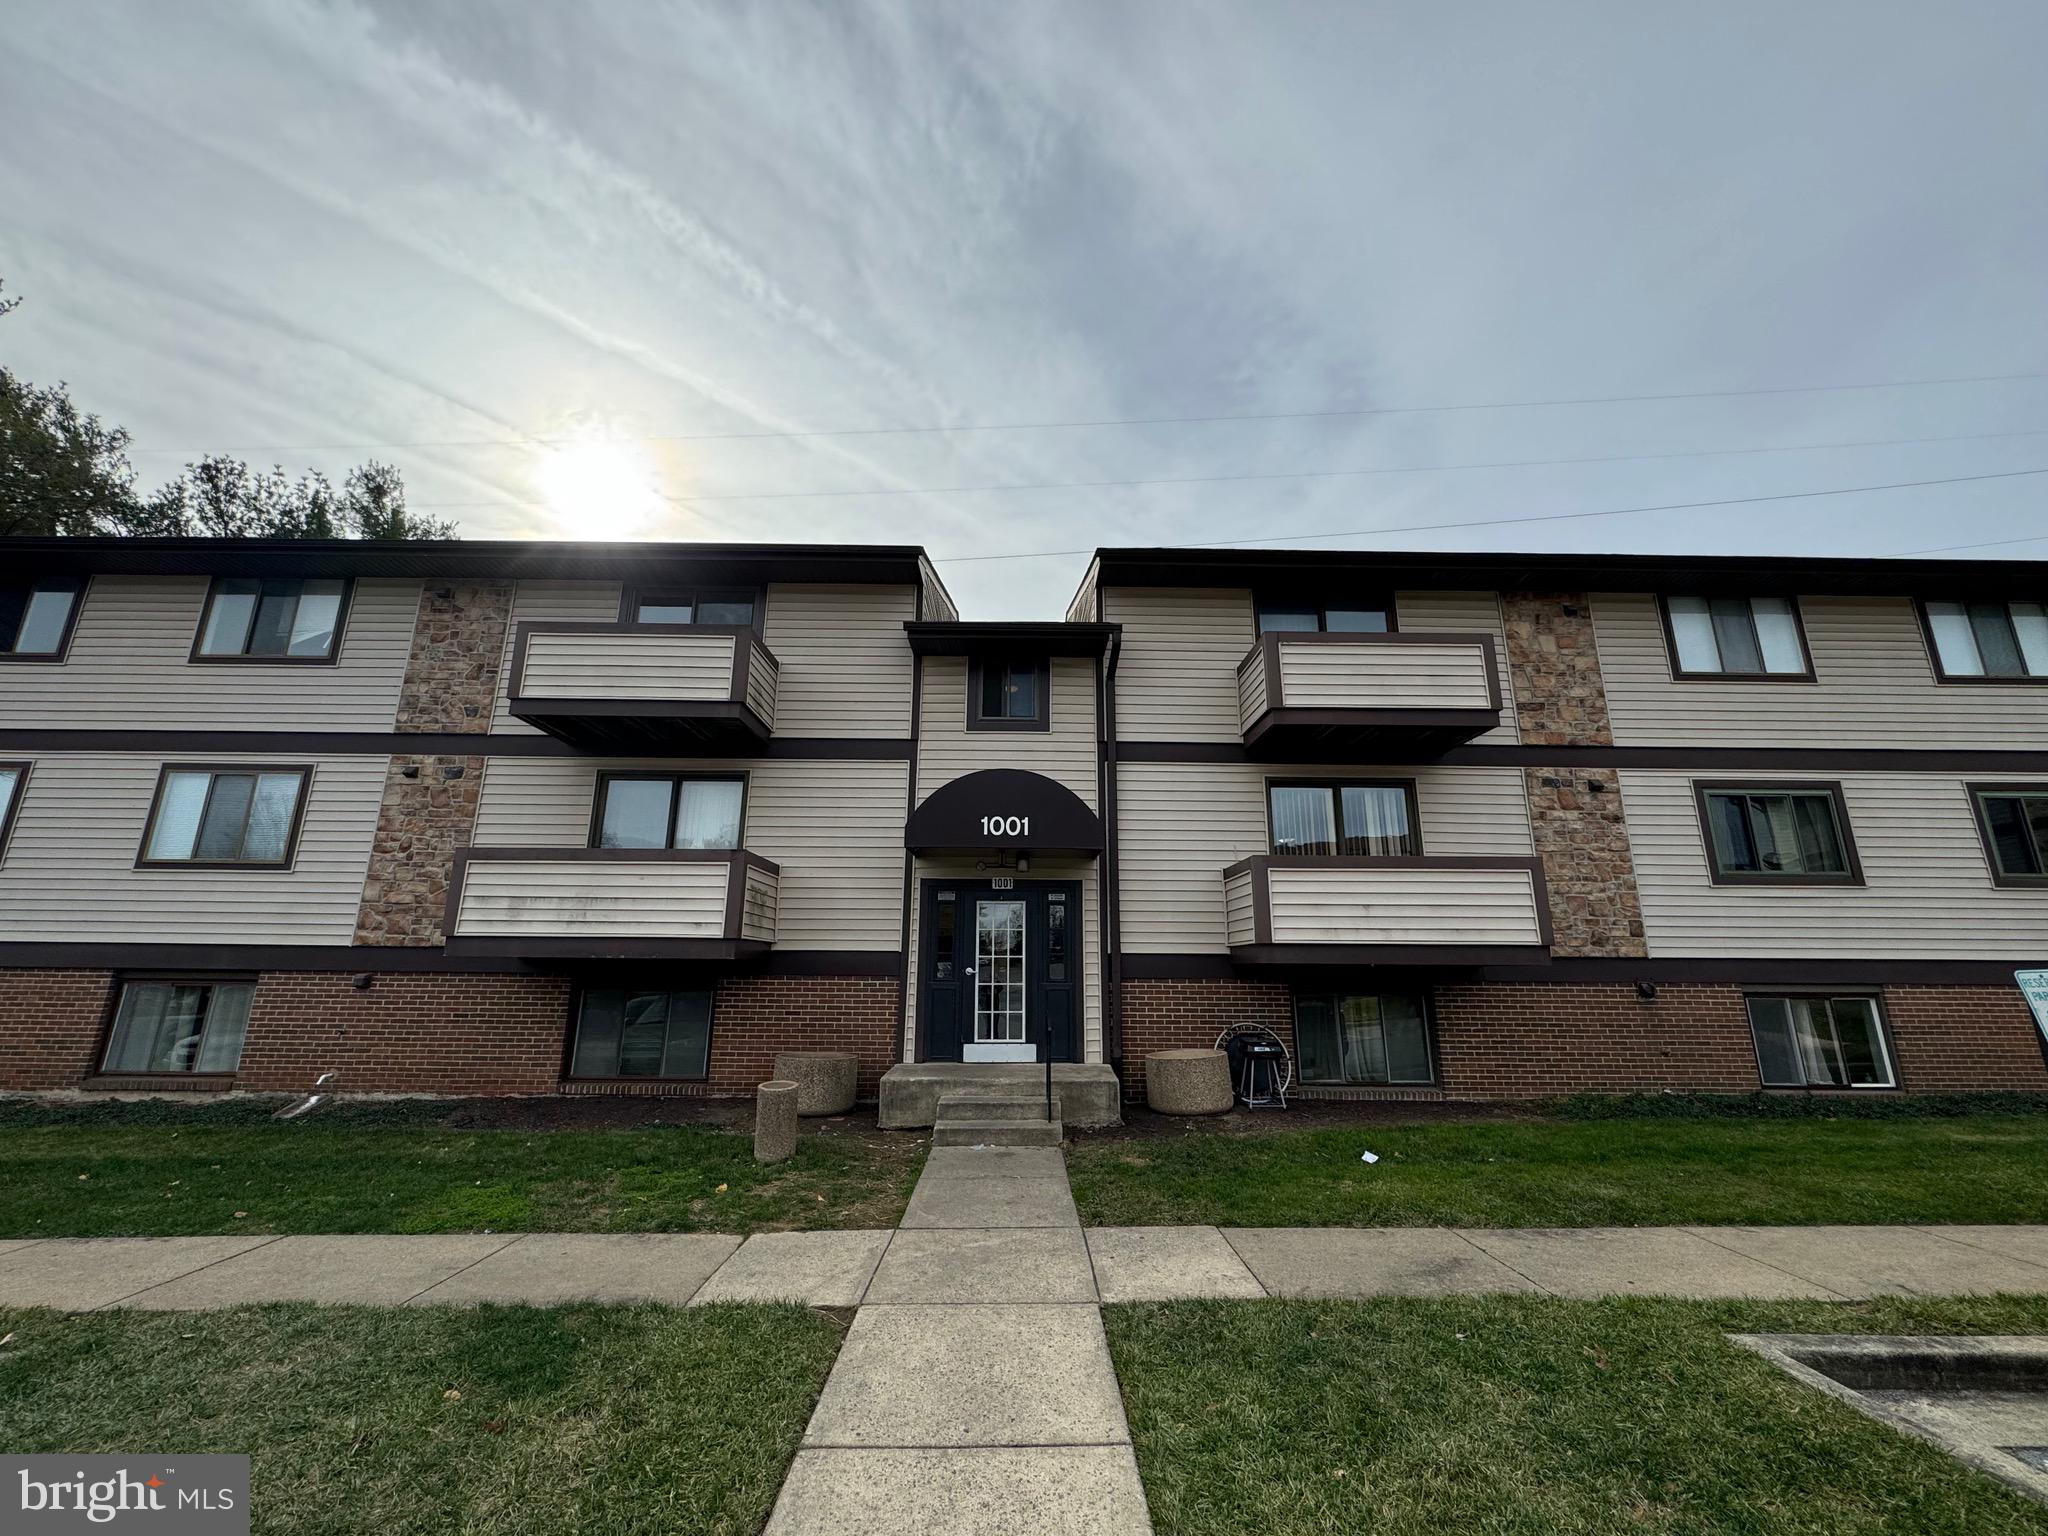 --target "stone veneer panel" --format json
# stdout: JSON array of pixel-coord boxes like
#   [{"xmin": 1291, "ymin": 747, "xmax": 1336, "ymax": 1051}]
[
  {"xmin": 1523, "ymin": 767, "xmax": 1647, "ymax": 958},
  {"xmin": 1501, "ymin": 590, "xmax": 1612, "ymax": 746},
  {"xmin": 1499, "ymin": 592, "xmax": 1645, "ymax": 956},
  {"xmin": 352, "ymin": 755, "xmax": 485, "ymax": 947},
  {"xmin": 396, "ymin": 581, "xmax": 513, "ymax": 732}
]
